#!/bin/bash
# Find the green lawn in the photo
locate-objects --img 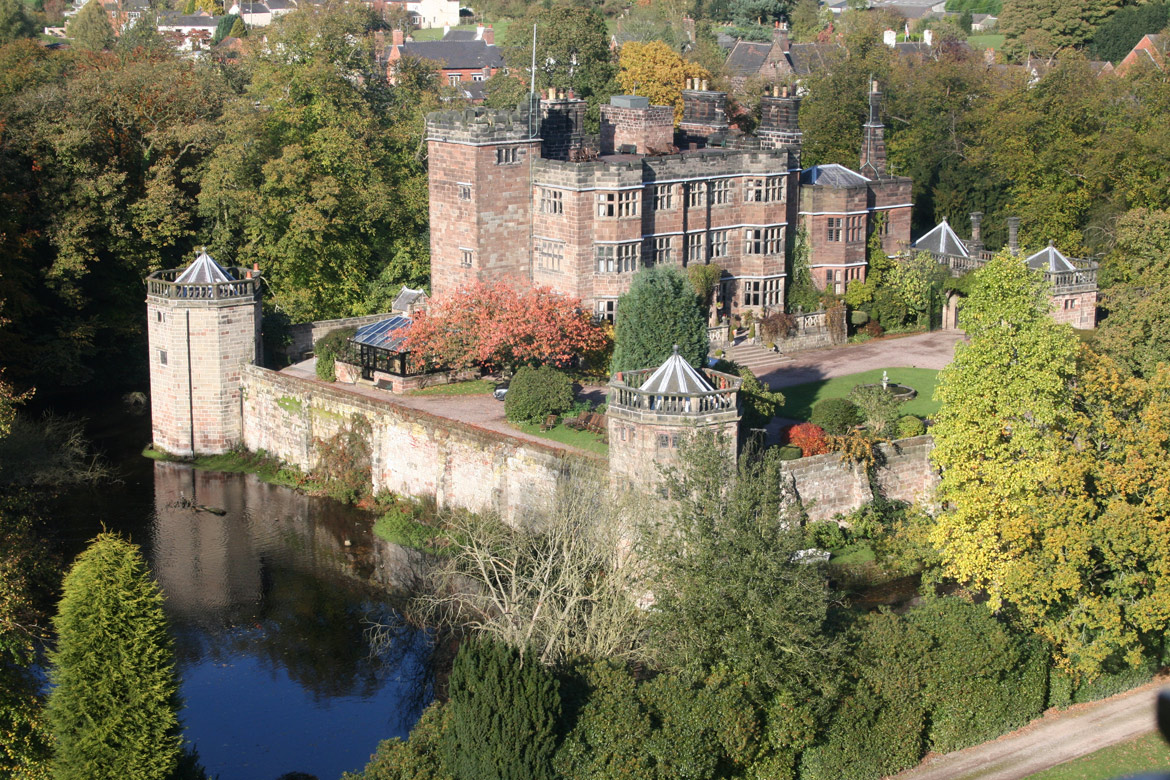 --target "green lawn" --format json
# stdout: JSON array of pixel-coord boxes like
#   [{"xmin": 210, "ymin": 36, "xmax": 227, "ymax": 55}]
[
  {"xmin": 512, "ymin": 420, "xmax": 608, "ymax": 455},
  {"xmin": 779, "ymin": 368, "xmax": 941, "ymax": 422},
  {"xmin": 830, "ymin": 542, "xmax": 876, "ymax": 566},
  {"xmin": 968, "ymin": 33, "xmax": 1005, "ymax": 50},
  {"xmin": 408, "ymin": 379, "xmax": 498, "ymax": 396},
  {"xmin": 1025, "ymin": 731, "xmax": 1170, "ymax": 780}
]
